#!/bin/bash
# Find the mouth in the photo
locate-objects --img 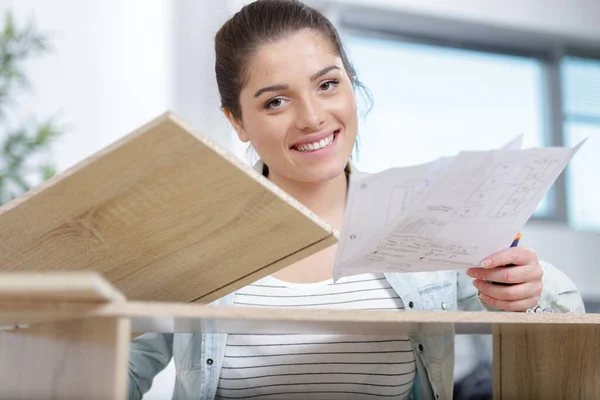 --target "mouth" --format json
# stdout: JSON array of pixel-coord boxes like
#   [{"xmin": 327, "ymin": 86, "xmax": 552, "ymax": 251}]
[{"xmin": 291, "ymin": 129, "xmax": 340, "ymax": 153}]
